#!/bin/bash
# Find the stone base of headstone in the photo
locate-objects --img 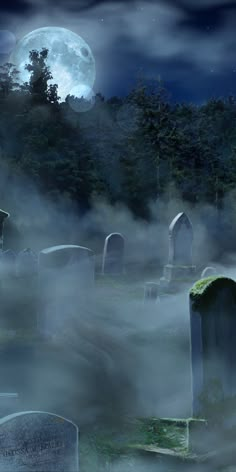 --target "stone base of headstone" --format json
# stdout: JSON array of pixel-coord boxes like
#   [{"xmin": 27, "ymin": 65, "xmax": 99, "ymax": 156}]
[
  {"xmin": 128, "ymin": 417, "xmax": 209, "ymax": 455},
  {"xmin": 85, "ymin": 416, "xmax": 210, "ymax": 470},
  {"xmin": 163, "ymin": 264, "xmax": 196, "ymax": 282}
]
